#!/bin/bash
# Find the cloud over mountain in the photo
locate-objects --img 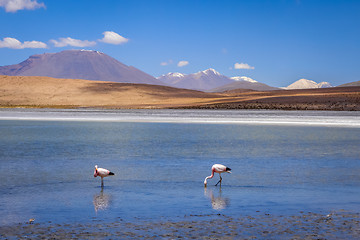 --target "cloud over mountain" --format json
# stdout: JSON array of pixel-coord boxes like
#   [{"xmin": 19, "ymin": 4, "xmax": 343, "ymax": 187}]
[
  {"xmin": 2, "ymin": 31, "xmax": 129, "ymax": 50},
  {"xmin": 0, "ymin": 37, "xmax": 47, "ymax": 49},
  {"xmin": 100, "ymin": 31, "xmax": 129, "ymax": 45},
  {"xmin": 234, "ymin": 62, "xmax": 255, "ymax": 70},
  {"xmin": 177, "ymin": 61, "xmax": 189, "ymax": 67},
  {"xmin": 50, "ymin": 37, "xmax": 96, "ymax": 48}
]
